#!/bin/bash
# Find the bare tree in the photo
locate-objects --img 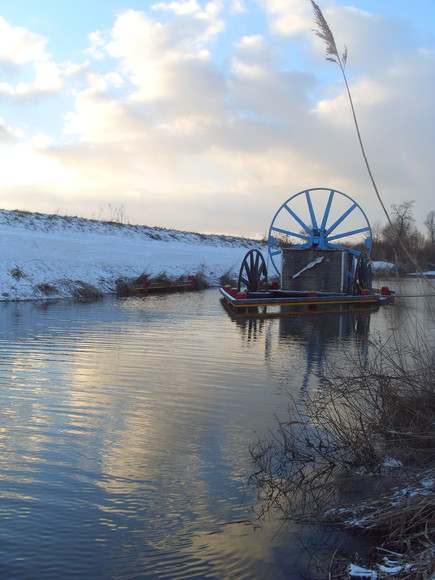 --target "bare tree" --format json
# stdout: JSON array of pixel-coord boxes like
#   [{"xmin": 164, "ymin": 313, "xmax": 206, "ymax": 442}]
[
  {"xmin": 424, "ymin": 210, "xmax": 435, "ymax": 245},
  {"xmin": 381, "ymin": 201, "xmax": 420, "ymax": 269},
  {"xmin": 382, "ymin": 201, "xmax": 416, "ymax": 242}
]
